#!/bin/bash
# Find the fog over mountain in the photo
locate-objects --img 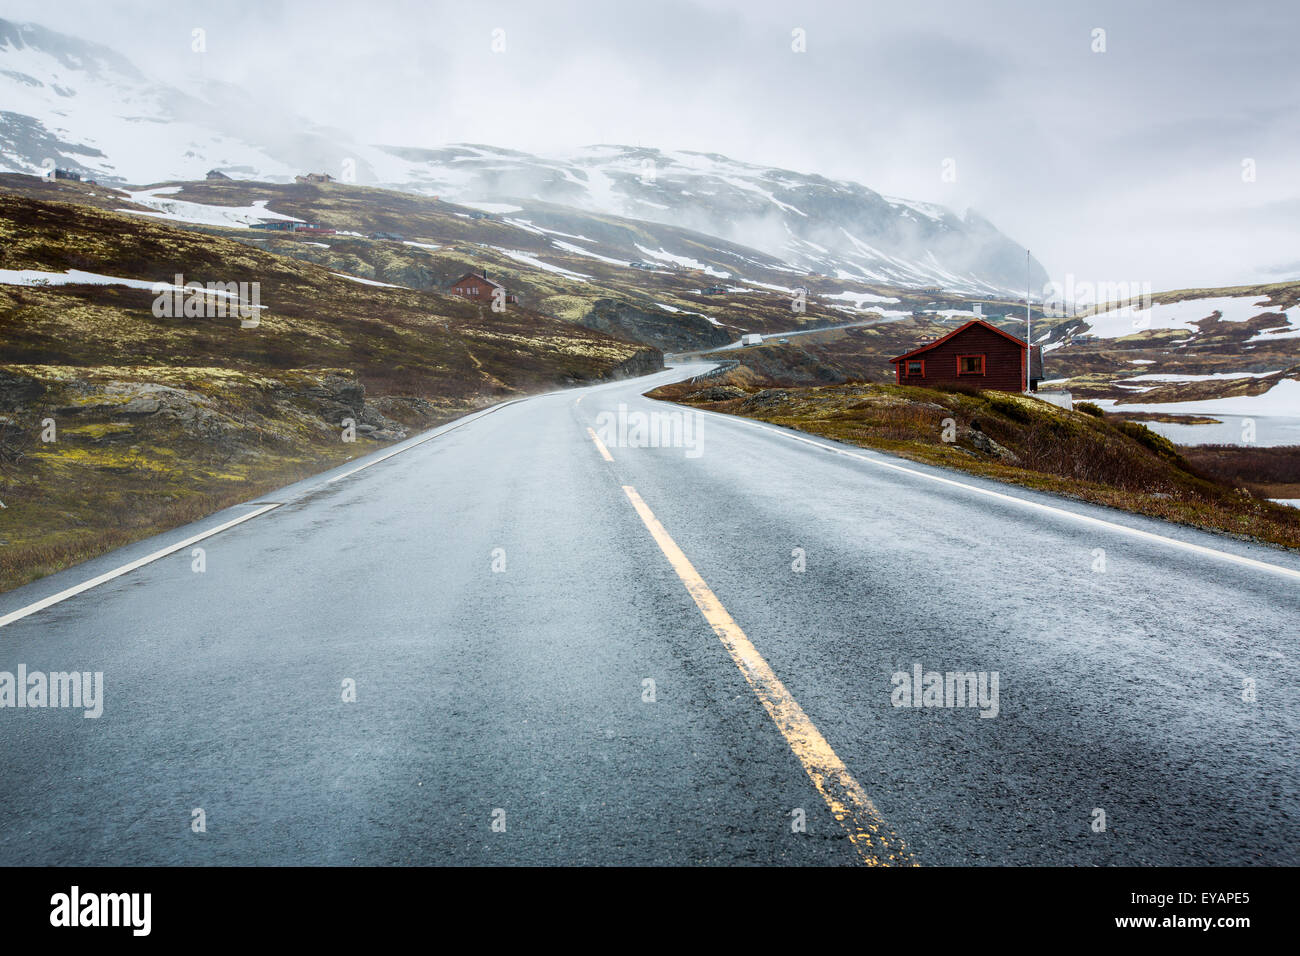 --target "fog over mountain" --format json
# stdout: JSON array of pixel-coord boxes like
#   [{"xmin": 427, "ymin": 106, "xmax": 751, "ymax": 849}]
[
  {"xmin": 2, "ymin": 0, "xmax": 1298, "ymax": 291},
  {"xmin": 0, "ymin": 17, "xmax": 1049, "ymax": 294}
]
